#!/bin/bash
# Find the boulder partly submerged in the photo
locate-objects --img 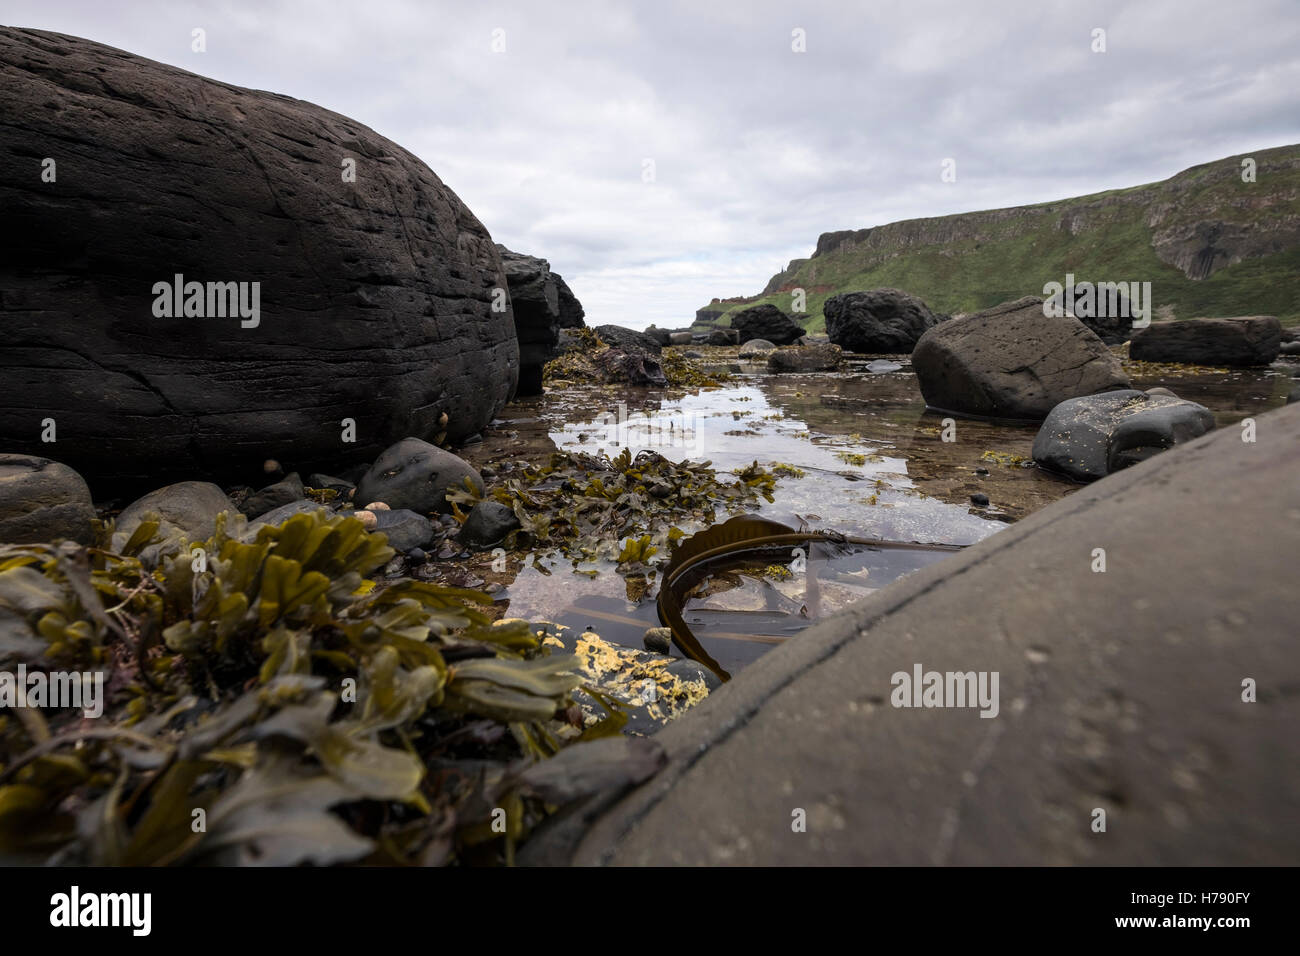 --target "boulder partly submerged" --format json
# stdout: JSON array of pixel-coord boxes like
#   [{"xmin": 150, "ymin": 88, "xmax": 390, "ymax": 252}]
[
  {"xmin": 525, "ymin": 401, "xmax": 1300, "ymax": 865},
  {"xmin": 1032, "ymin": 389, "xmax": 1216, "ymax": 481},
  {"xmin": 0, "ymin": 27, "xmax": 518, "ymax": 492},
  {"xmin": 911, "ymin": 296, "xmax": 1131, "ymax": 419}
]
